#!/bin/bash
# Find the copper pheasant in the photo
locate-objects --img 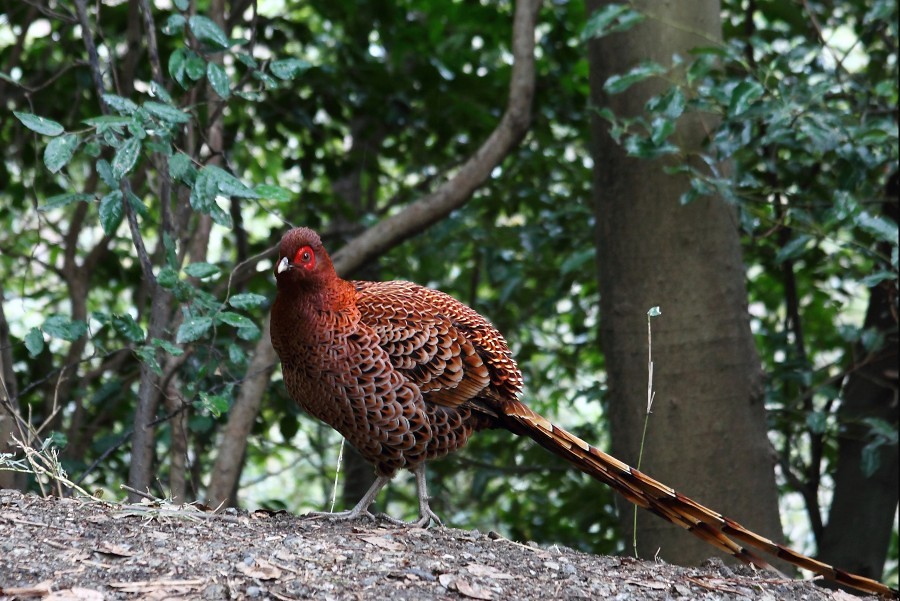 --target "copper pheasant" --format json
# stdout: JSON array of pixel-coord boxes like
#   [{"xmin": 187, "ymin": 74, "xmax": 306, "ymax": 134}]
[{"xmin": 270, "ymin": 227, "xmax": 897, "ymax": 599}]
